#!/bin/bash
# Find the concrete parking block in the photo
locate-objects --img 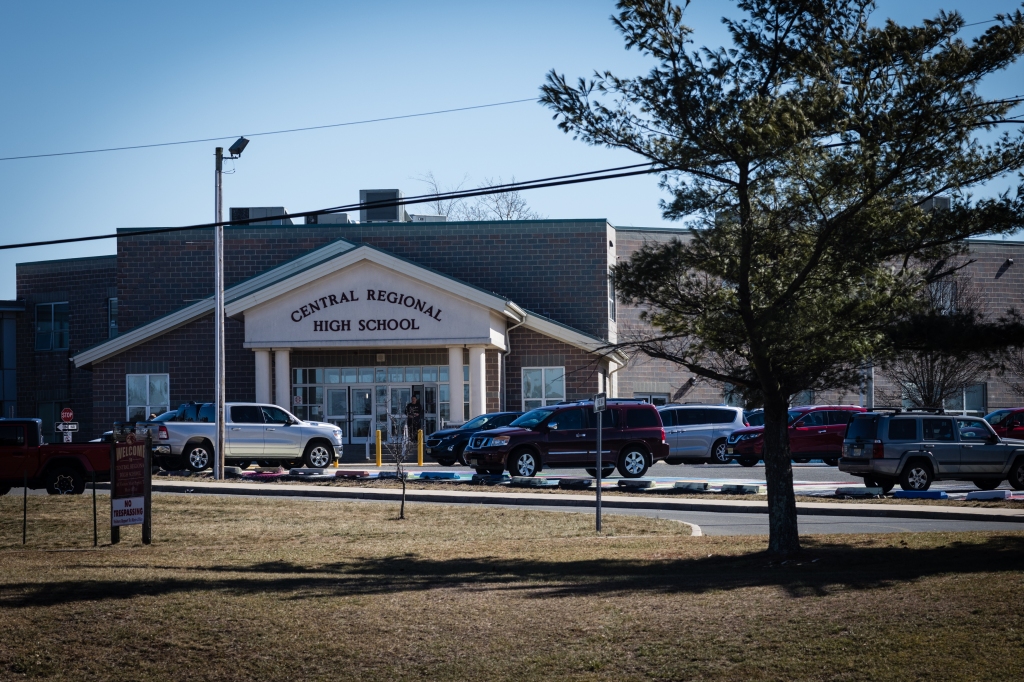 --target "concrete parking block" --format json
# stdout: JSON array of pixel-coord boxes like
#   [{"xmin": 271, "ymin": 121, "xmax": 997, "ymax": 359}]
[
  {"xmin": 617, "ymin": 479, "xmax": 656, "ymax": 489},
  {"xmin": 720, "ymin": 483, "xmax": 762, "ymax": 494},
  {"xmin": 559, "ymin": 478, "xmax": 596, "ymax": 490},
  {"xmin": 894, "ymin": 490, "xmax": 948, "ymax": 500},
  {"xmin": 419, "ymin": 471, "xmax": 460, "ymax": 480},
  {"xmin": 836, "ymin": 486, "xmax": 883, "ymax": 497},
  {"xmin": 510, "ymin": 477, "xmax": 560, "ymax": 488},
  {"xmin": 471, "ymin": 474, "xmax": 510, "ymax": 485},
  {"xmin": 965, "ymin": 490, "xmax": 1012, "ymax": 500},
  {"xmin": 673, "ymin": 481, "xmax": 710, "ymax": 492},
  {"xmin": 335, "ymin": 470, "xmax": 372, "ymax": 479},
  {"xmin": 288, "ymin": 468, "xmax": 326, "ymax": 476}
]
